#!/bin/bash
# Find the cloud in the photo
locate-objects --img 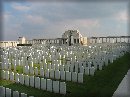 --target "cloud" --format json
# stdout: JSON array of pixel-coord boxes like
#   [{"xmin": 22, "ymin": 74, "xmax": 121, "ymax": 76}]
[
  {"xmin": 2, "ymin": 2, "xmax": 128, "ymax": 40},
  {"xmin": 3, "ymin": 12, "xmax": 13, "ymax": 22},
  {"xmin": 25, "ymin": 14, "xmax": 47, "ymax": 24},
  {"xmin": 12, "ymin": 3, "xmax": 30, "ymax": 11},
  {"xmin": 115, "ymin": 10, "xmax": 128, "ymax": 22}
]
